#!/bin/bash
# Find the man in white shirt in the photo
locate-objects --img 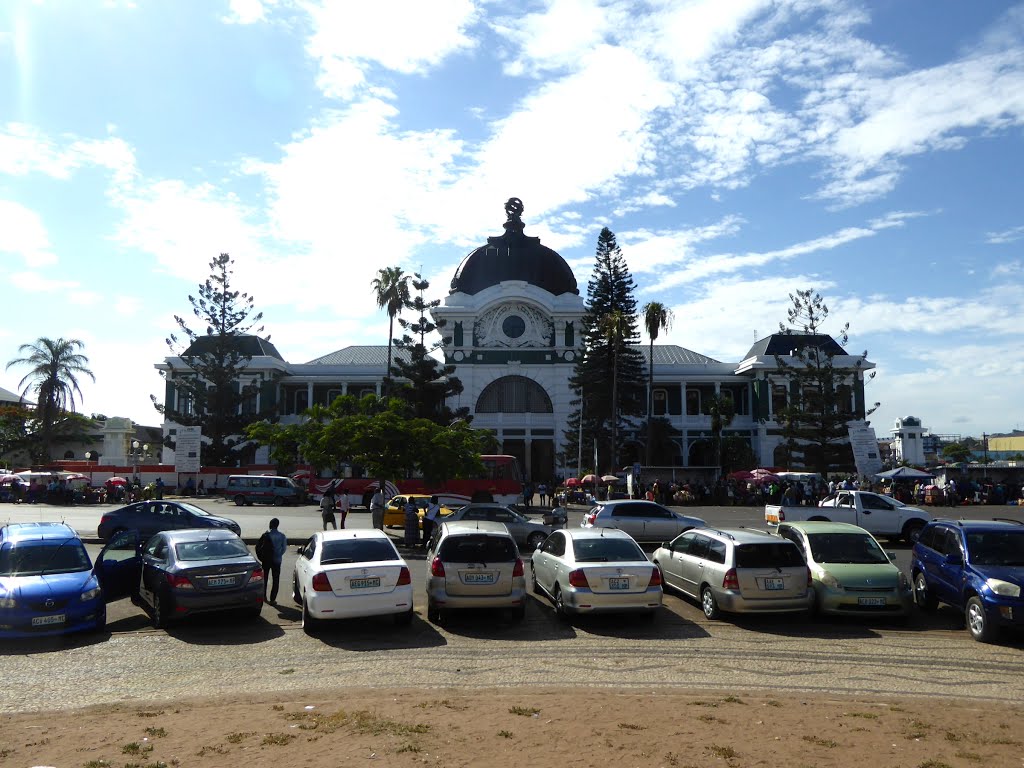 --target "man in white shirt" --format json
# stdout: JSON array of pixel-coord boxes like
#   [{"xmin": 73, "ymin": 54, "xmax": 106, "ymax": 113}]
[
  {"xmin": 336, "ymin": 484, "xmax": 351, "ymax": 528},
  {"xmin": 370, "ymin": 486, "xmax": 386, "ymax": 530}
]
